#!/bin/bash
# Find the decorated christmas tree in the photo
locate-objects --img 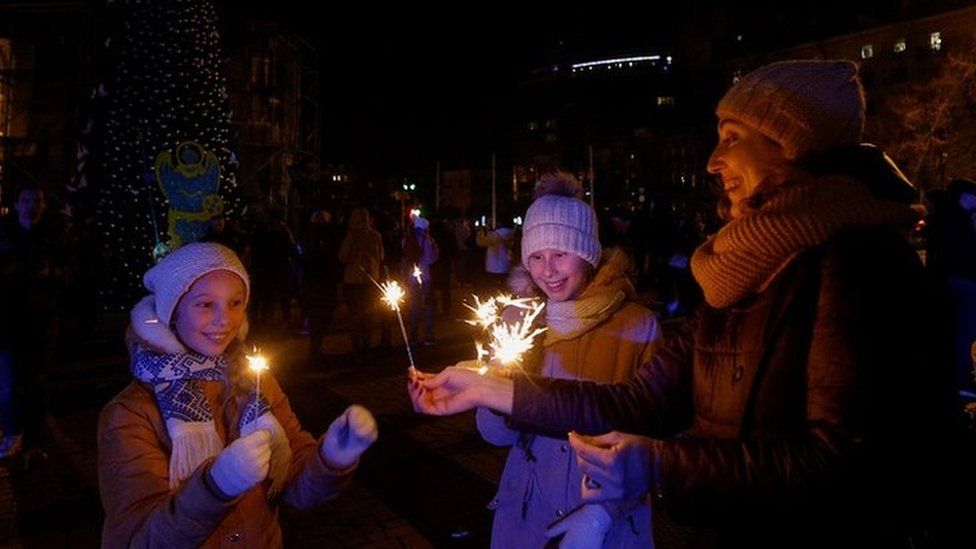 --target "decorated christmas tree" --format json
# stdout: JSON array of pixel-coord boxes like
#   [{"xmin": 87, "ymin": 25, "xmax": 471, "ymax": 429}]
[{"xmin": 83, "ymin": 0, "xmax": 240, "ymax": 310}]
